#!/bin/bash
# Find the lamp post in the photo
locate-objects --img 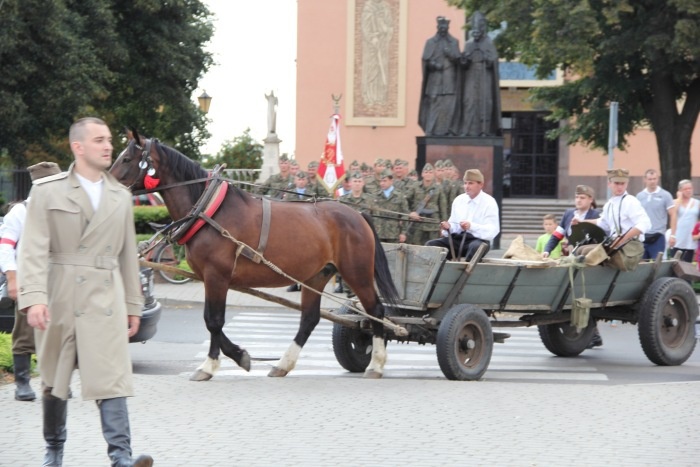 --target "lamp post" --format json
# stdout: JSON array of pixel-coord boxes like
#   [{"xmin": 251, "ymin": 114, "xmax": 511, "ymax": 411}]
[{"xmin": 198, "ymin": 90, "xmax": 212, "ymax": 113}]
